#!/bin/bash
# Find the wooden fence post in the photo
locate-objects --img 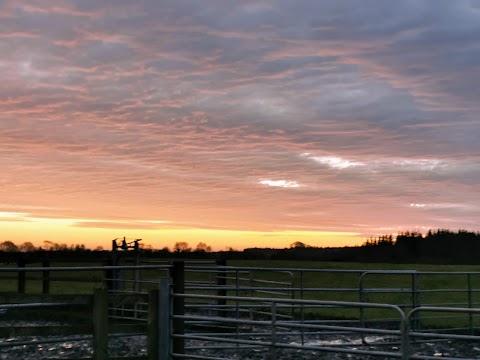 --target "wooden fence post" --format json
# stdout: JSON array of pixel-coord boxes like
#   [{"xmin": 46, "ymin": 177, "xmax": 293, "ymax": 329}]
[
  {"xmin": 42, "ymin": 260, "xmax": 50, "ymax": 294},
  {"xmin": 216, "ymin": 258, "xmax": 227, "ymax": 316},
  {"xmin": 148, "ymin": 288, "xmax": 159, "ymax": 360},
  {"xmin": 93, "ymin": 288, "xmax": 109, "ymax": 360},
  {"xmin": 148, "ymin": 279, "xmax": 171, "ymax": 360},
  {"xmin": 104, "ymin": 259, "xmax": 113, "ymax": 290},
  {"xmin": 17, "ymin": 257, "xmax": 26, "ymax": 294},
  {"xmin": 159, "ymin": 279, "xmax": 171, "ymax": 360},
  {"xmin": 170, "ymin": 261, "xmax": 184, "ymax": 357}
]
